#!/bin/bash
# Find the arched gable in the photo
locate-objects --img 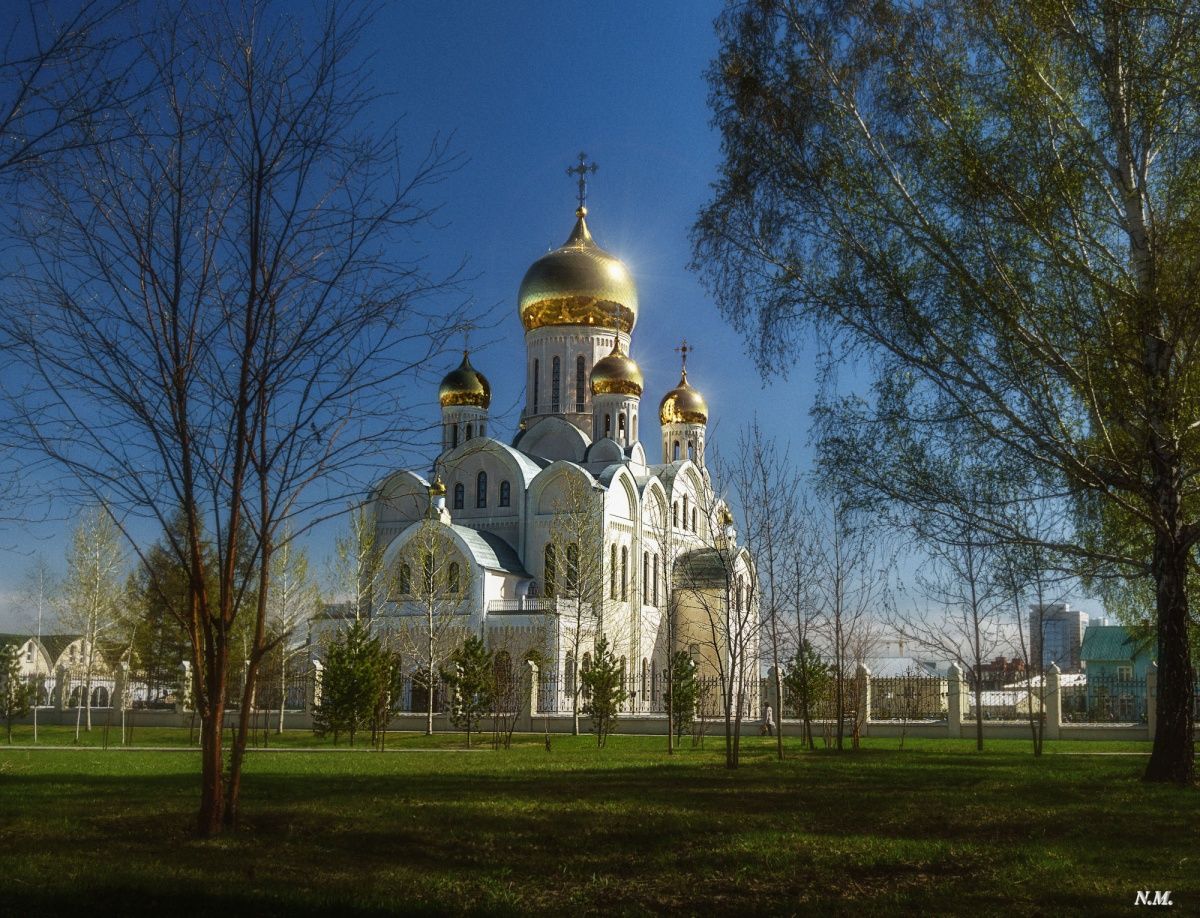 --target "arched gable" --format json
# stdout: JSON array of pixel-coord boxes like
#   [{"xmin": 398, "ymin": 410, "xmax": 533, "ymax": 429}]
[
  {"xmin": 372, "ymin": 470, "xmax": 431, "ymax": 528},
  {"xmin": 515, "ymin": 415, "xmax": 590, "ymax": 463},
  {"xmin": 603, "ymin": 465, "xmax": 639, "ymax": 521},
  {"xmin": 529, "ymin": 461, "xmax": 597, "ymax": 516}
]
